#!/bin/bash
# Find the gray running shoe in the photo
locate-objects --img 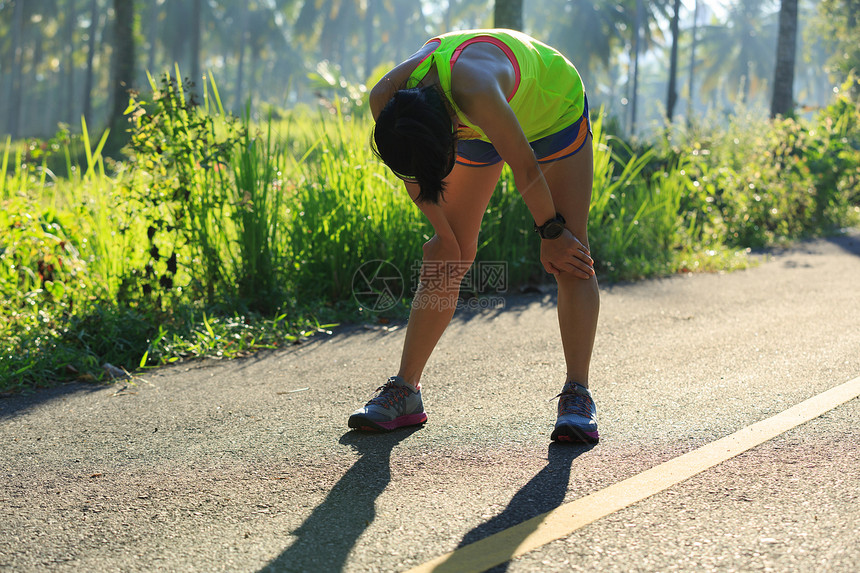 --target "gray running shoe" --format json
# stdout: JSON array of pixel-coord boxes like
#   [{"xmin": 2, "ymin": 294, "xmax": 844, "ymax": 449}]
[
  {"xmin": 348, "ymin": 376, "xmax": 428, "ymax": 431},
  {"xmin": 551, "ymin": 381, "xmax": 599, "ymax": 443}
]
